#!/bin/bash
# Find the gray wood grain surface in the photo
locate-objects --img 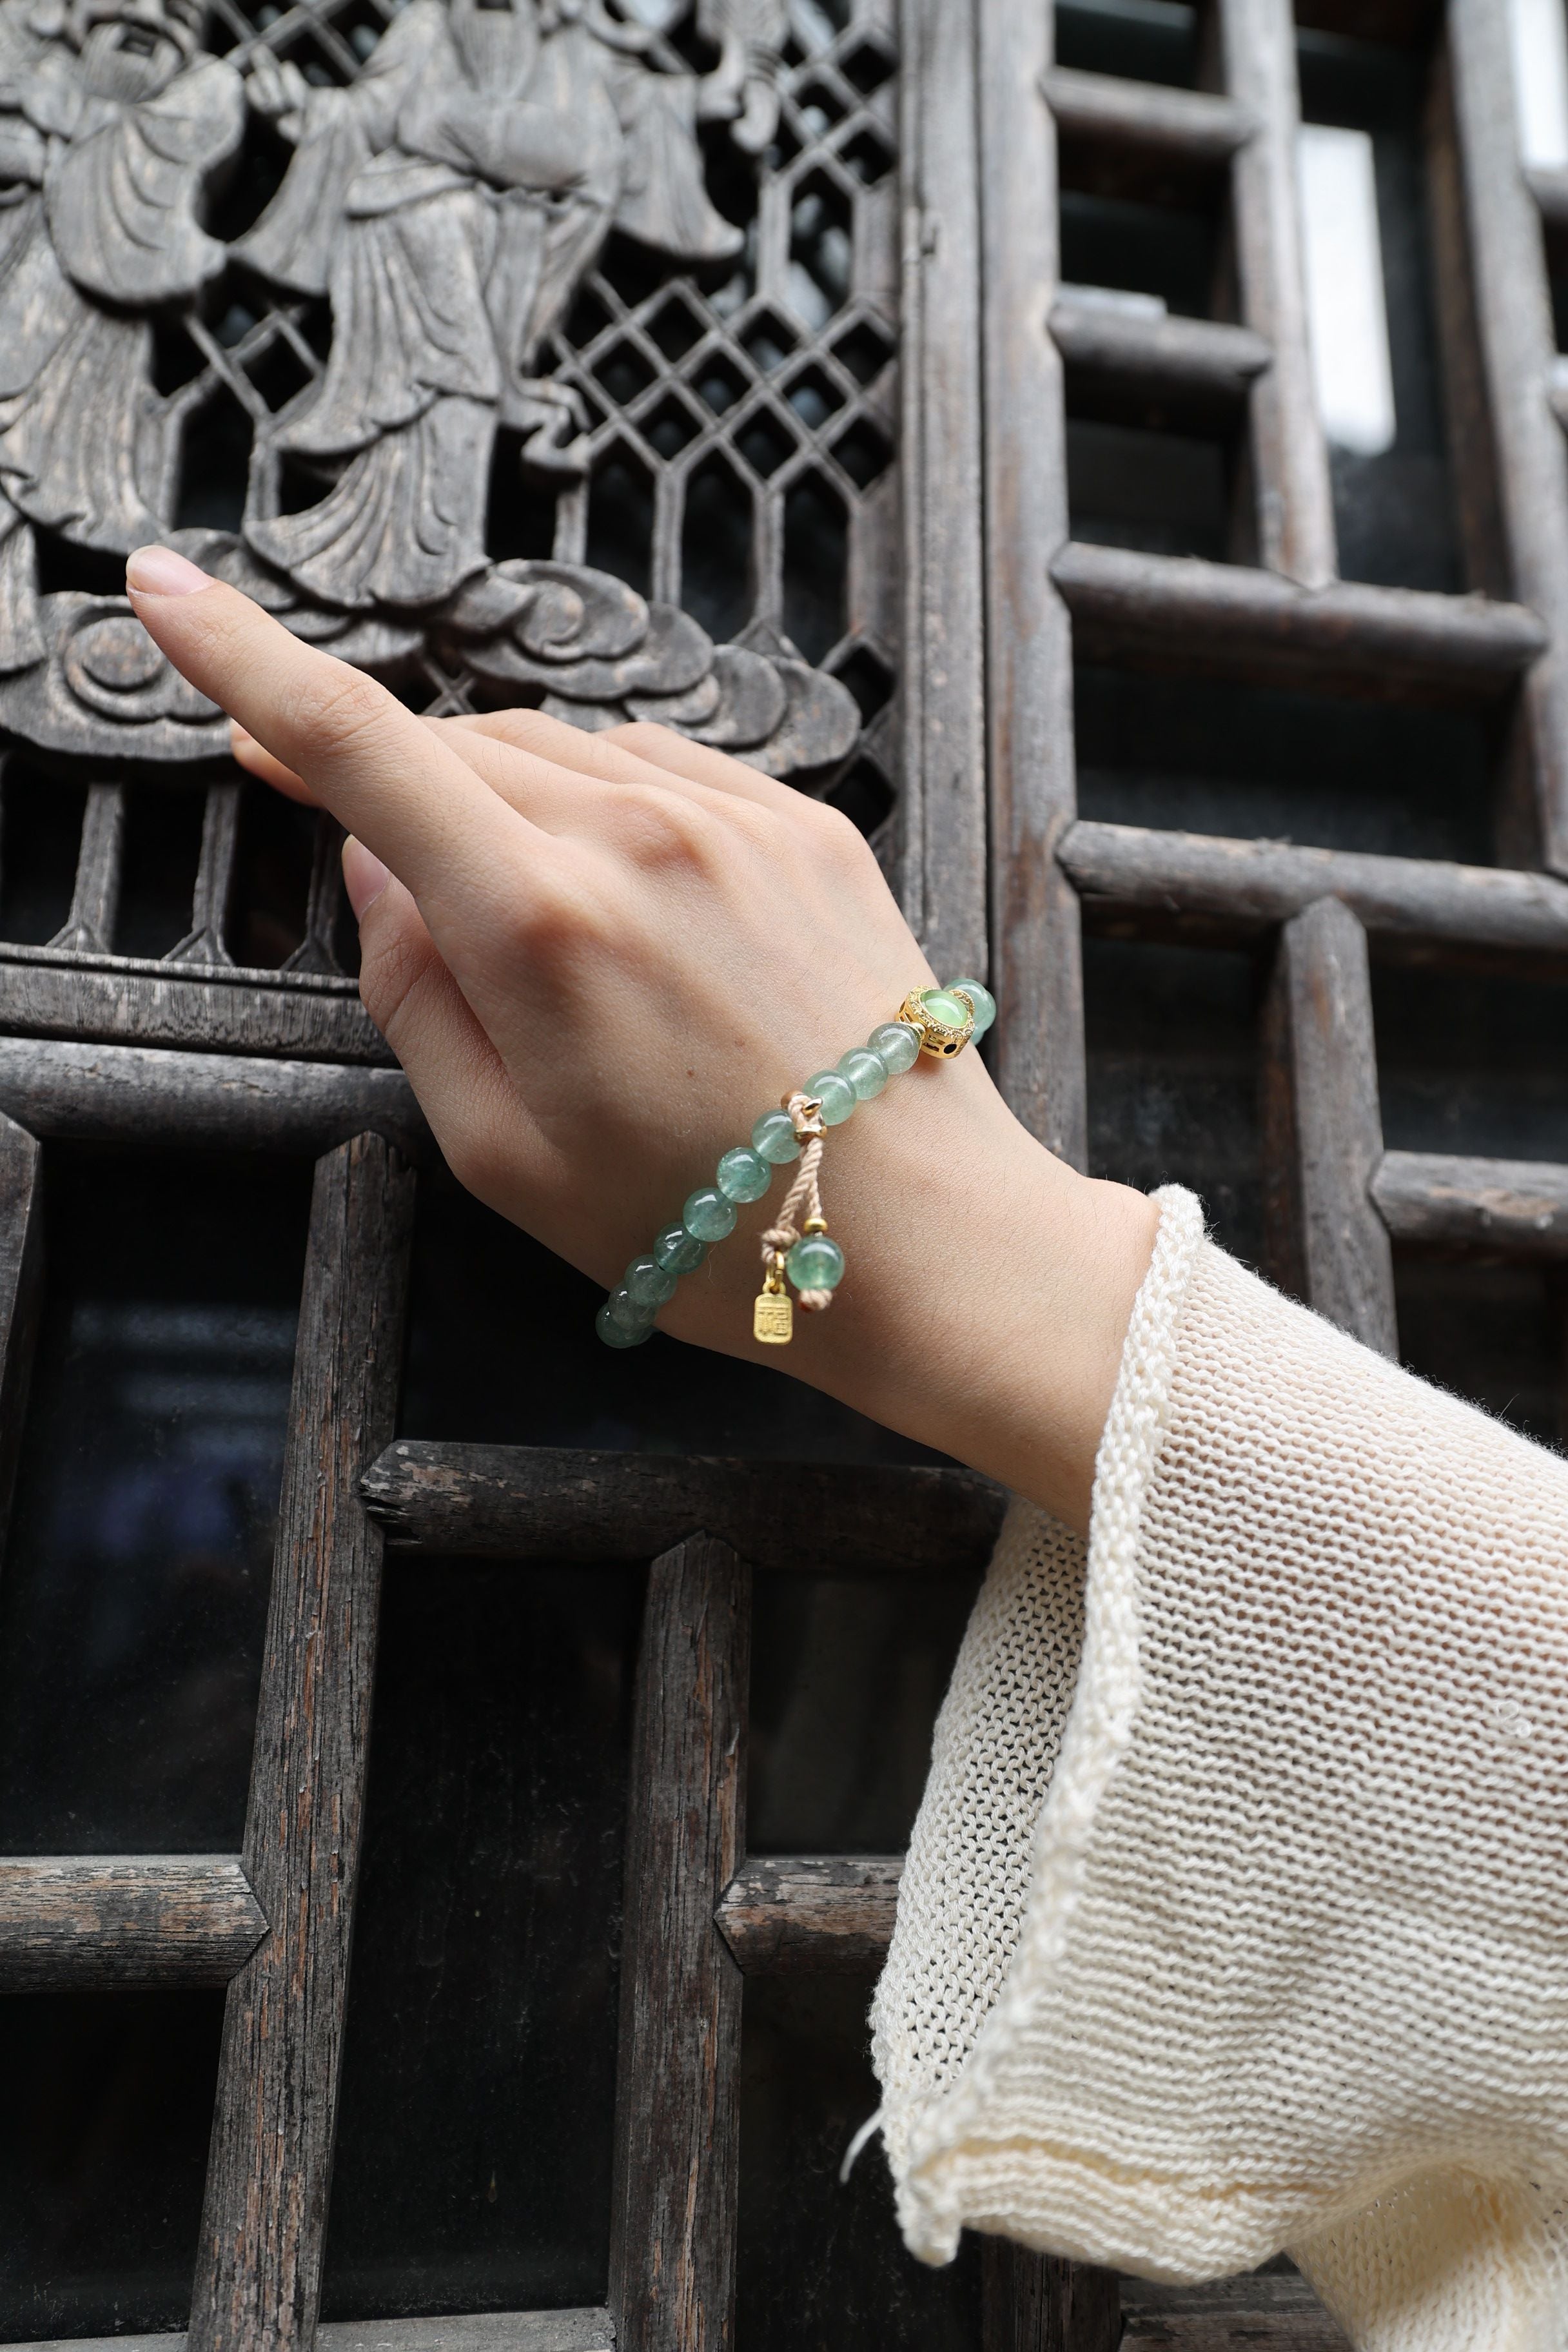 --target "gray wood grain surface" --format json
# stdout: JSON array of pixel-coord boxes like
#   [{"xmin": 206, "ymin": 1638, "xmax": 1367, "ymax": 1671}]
[
  {"xmin": 6, "ymin": 2316, "xmax": 614, "ymax": 2352},
  {"xmin": 982, "ymin": 2237, "xmax": 1121, "ymax": 2352},
  {"xmin": 1050, "ymin": 303, "xmax": 1271, "ymax": 426},
  {"xmin": 609, "ymin": 1537, "xmax": 749, "ymax": 2352},
  {"xmin": 189, "ymin": 1133, "xmax": 415, "ymax": 2352},
  {"xmin": 0, "ymin": 1110, "xmax": 43, "ymax": 1563},
  {"xmin": 1052, "ymin": 542, "xmax": 1546, "ymax": 703},
  {"xmin": 1372, "ymin": 1150, "xmax": 1568, "ymax": 1258},
  {"xmin": 978, "ymin": 0, "xmax": 1086, "ymax": 1169},
  {"xmin": 362, "ymin": 1441, "xmax": 1005, "ymax": 1575},
  {"xmin": 1447, "ymin": 0, "xmax": 1568, "ymax": 875},
  {"xmin": 1262, "ymin": 899, "xmax": 1397, "ymax": 1355},
  {"xmin": 715, "ymin": 1854, "xmax": 901, "ymax": 1973},
  {"xmin": 0, "ymin": 1855, "xmax": 266, "ymax": 1989},
  {"xmin": 1219, "ymin": 0, "xmax": 1337, "ymax": 585},
  {"xmin": 1059, "ymin": 820, "xmax": 1568, "ymax": 962},
  {"xmin": 897, "ymin": 0, "xmax": 988, "ymax": 981},
  {"xmin": 0, "ymin": 959, "xmax": 389, "ymax": 1063},
  {"xmin": 1044, "ymin": 63, "xmax": 1254, "ymax": 170},
  {"xmin": 0, "ymin": 1037, "xmax": 426, "ymax": 1159}
]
